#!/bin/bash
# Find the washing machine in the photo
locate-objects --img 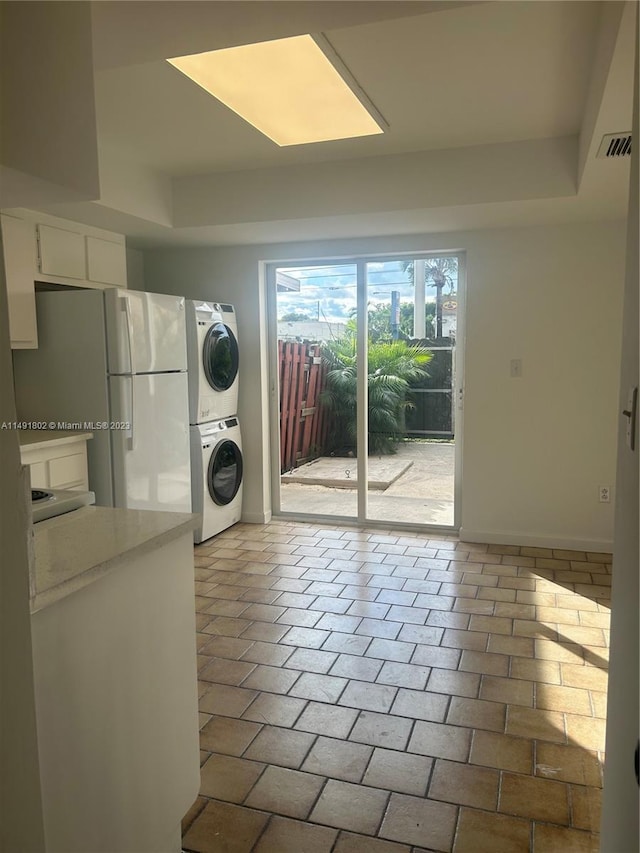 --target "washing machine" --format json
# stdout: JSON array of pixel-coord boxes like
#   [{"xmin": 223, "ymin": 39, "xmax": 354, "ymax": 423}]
[
  {"xmin": 191, "ymin": 416, "xmax": 243, "ymax": 543},
  {"xmin": 186, "ymin": 300, "xmax": 240, "ymax": 424}
]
